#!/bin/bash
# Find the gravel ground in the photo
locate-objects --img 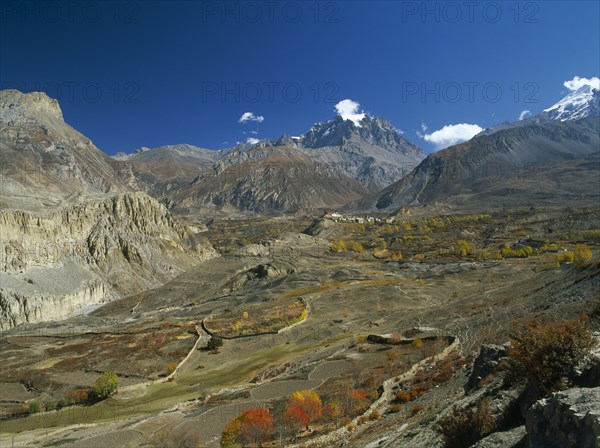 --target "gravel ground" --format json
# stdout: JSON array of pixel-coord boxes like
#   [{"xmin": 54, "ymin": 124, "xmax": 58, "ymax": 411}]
[{"xmin": 308, "ymin": 359, "xmax": 353, "ymax": 381}]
